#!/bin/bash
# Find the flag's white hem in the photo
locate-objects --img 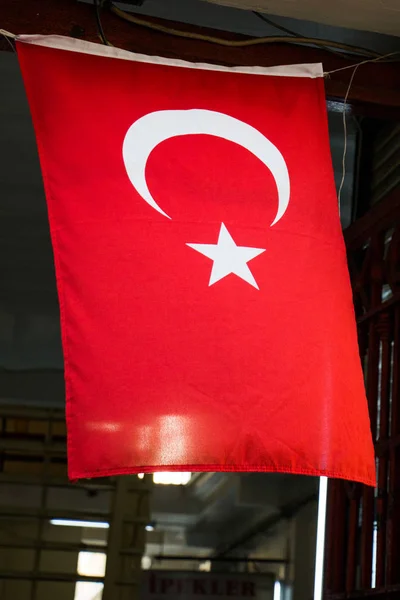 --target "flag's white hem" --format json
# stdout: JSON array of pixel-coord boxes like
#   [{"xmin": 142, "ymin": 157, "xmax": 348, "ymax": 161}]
[{"xmin": 17, "ymin": 34, "xmax": 323, "ymax": 78}]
